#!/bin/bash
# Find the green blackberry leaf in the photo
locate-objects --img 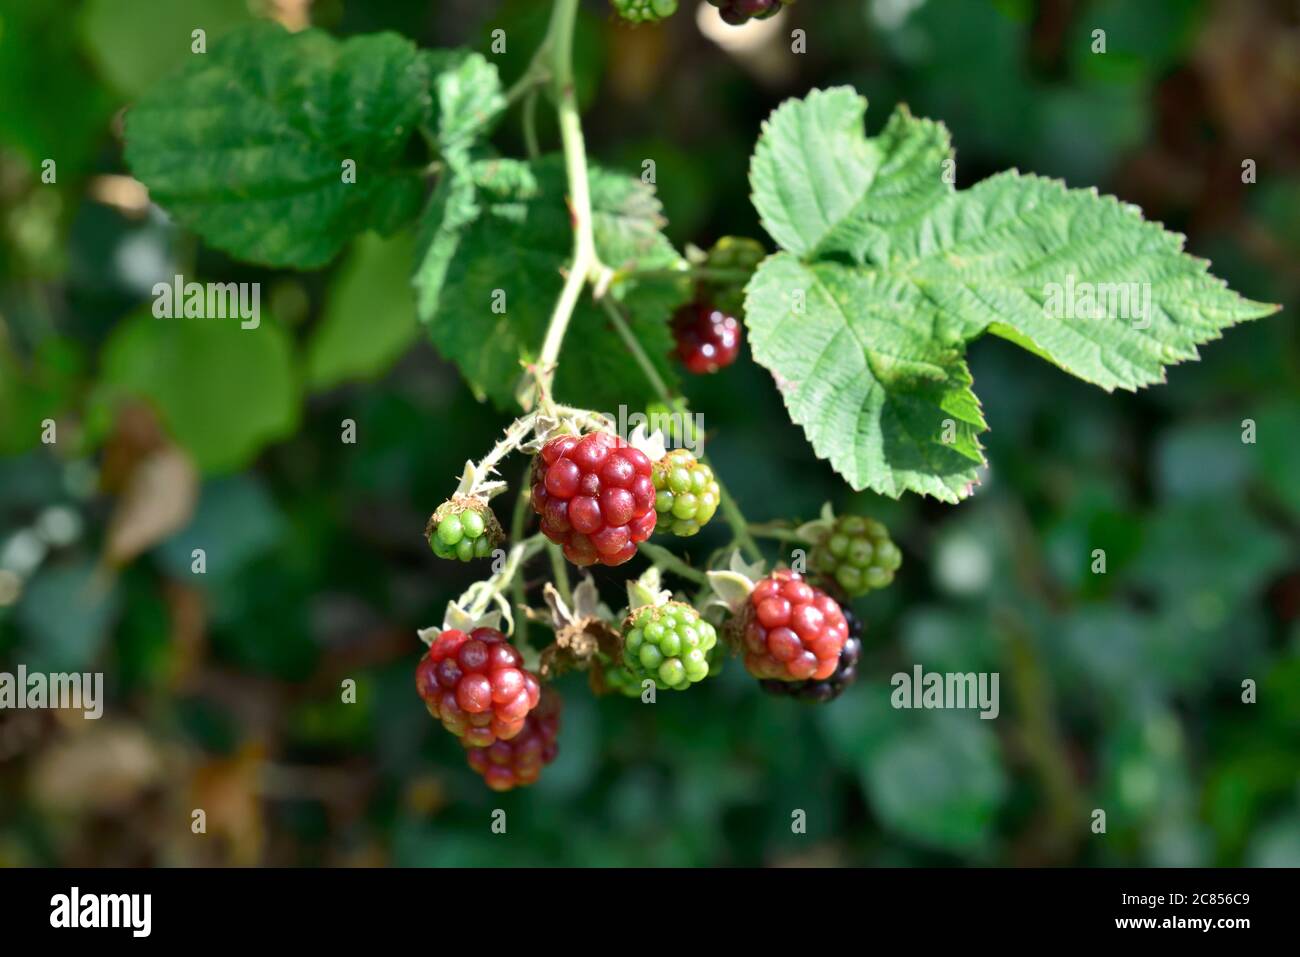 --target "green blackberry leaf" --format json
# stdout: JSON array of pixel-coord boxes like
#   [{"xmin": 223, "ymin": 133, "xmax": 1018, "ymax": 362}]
[
  {"xmin": 414, "ymin": 156, "xmax": 684, "ymax": 410},
  {"xmin": 123, "ymin": 24, "xmax": 472, "ymax": 268},
  {"xmin": 747, "ymin": 87, "xmax": 1280, "ymax": 501}
]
